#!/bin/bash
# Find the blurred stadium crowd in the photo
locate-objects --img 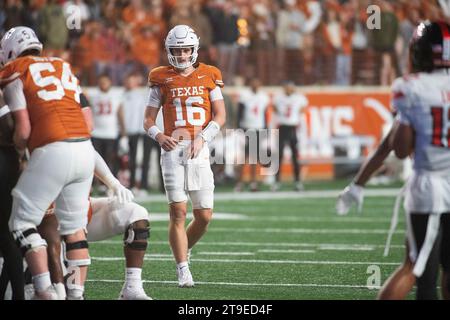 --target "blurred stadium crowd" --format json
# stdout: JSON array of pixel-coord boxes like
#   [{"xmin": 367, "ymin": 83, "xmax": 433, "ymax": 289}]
[{"xmin": 1, "ymin": 0, "xmax": 448, "ymax": 87}]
